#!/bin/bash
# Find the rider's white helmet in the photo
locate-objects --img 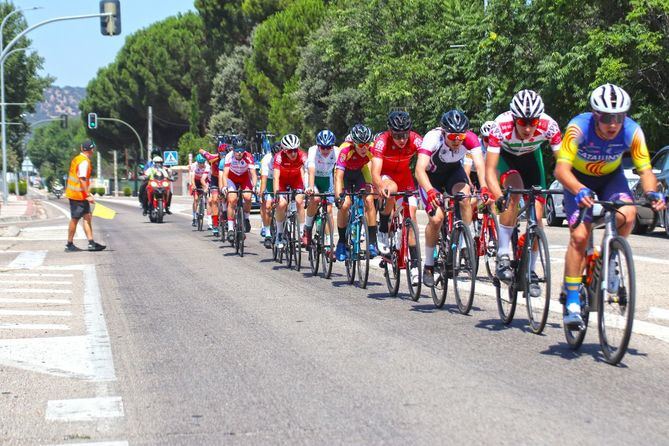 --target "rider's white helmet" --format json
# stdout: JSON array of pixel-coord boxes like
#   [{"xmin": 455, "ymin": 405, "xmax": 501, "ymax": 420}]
[
  {"xmin": 590, "ymin": 83, "xmax": 631, "ymax": 114},
  {"xmin": 153, "ymin": 156, "xmax": 163, "ymax": 163},
  {"xmin": 510, "ymin": 89, "xmax": 544, "ymax": 118},
  {"xmin": 480, "ymin": 121, "xmax": 496, "ymax": 137},
  {"xmin": 280, "ymin": 133, "xmax": 300, "ymax": 150}
]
